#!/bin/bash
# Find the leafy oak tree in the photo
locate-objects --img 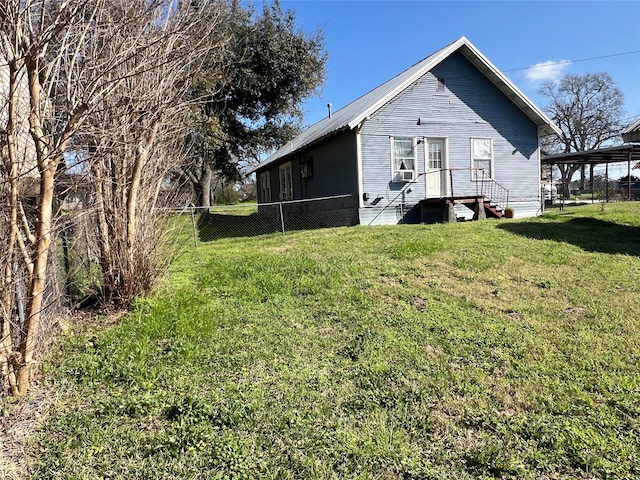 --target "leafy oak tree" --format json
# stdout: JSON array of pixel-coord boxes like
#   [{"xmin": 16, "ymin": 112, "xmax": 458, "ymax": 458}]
[
  {"xmin": 539, "ymin": 72, "xmax": 626, "ymax": 197},
  {"xmin": 179, "ymin": 0, "xmax": 327, "ymax": 207}
]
